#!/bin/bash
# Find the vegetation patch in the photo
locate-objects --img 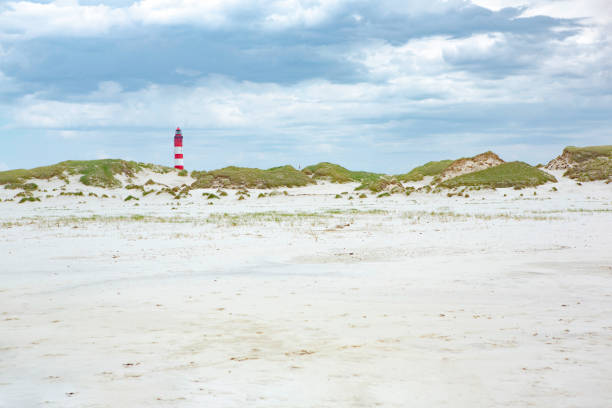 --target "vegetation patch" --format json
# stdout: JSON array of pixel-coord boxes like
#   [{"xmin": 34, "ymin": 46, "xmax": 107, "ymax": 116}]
[
  {"xmin": 356, "ymin": 176, "xmax": 404, "ymax": 193},
  {"xmin": 396, "ymin": 160, "xmax": 454, "ymax": 182},
  {"xmin": 439, "ymin": 162, "xmax": 557, "ymax": 189},
  {"xmin": 157, "ymin": 185, "xmax": 191, "ymax": 199},
  {"xmin": 18, "ymin": 197, "xmax": 41, "ymax": 204},
  {"xmin": 59, "ymin": 191, "xmax": 85, "ymax": 196},
  {"xmin": 564, "ymin": 155, "xmax": 612, "ymax": 182},
  {"xmin": 302, "ymin": 162, "xmax": 381, "ymax": 184},
  {"xmin": 4, "ymin": 182, "xmax": 39, "ymax": 191},
  {"xmin": 191, "ymin": 165, "xmax": 313, "ymax": 189}
]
